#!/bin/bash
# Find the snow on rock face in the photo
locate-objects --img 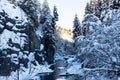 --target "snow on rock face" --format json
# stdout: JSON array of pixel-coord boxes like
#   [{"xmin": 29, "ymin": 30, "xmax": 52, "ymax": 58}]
[
  {"xmin": 0, "ymin": 29, "xmax": 26, "ymax": 50},
  {"xmin": 0, "ymin": 0, "xmax": 28, "ymax": 21},
  {"xmin": 0, "ymin": 0, "xmax": 29, "ymax": 51},
  {"xmin": 28, "ymin": 52, "xmax": 35, "ymax": 62},
  {"xmin": 6, "ymin": 22, "xmax": 14, "ymax": 27},
  {"xmin": 11, "ymin": 53, "xmax": 19, "ymax": 64},
  {"xmin": 0, "ymin": 0, "xmax": 46, "ymax": 78},
  {"xmin": 40, "ymin": 44, "xmax": 44, "ymax": 51},
  {"xmin": 36, "ymin": 25, "xmax": 43, "ymax": 37},
  {"xmin": 0, "ymin": 0, "xmax": 28, "ymax": 32}
]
